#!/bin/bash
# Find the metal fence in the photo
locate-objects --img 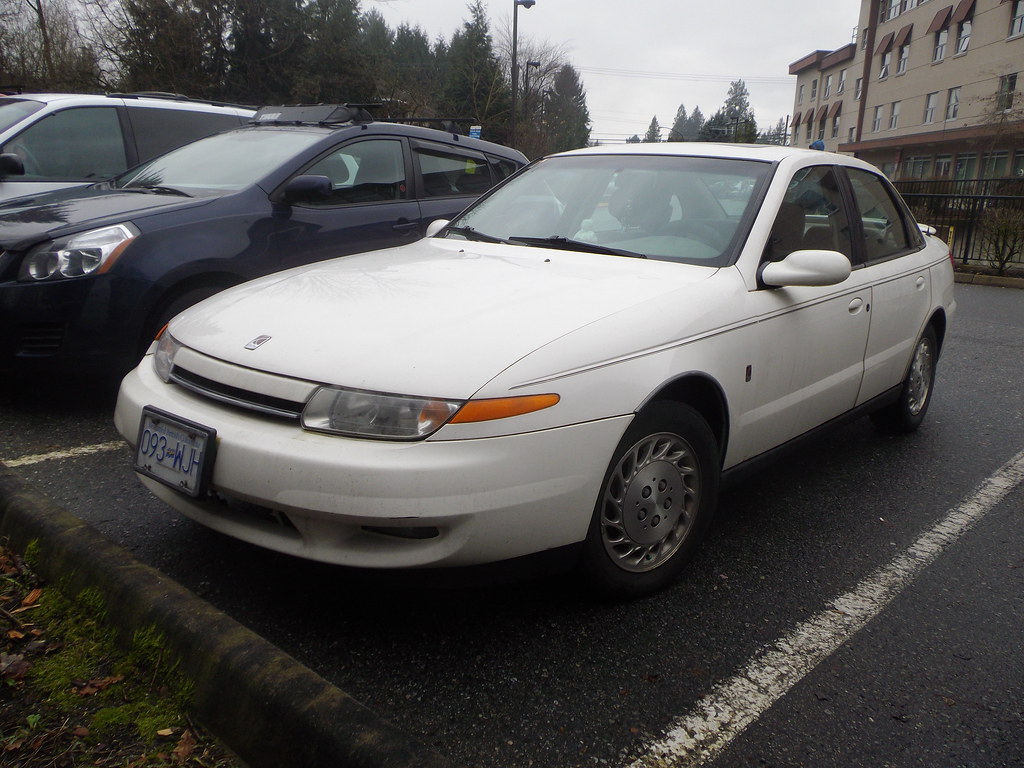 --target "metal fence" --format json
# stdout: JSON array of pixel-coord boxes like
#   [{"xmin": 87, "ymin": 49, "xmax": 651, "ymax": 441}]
[{"xmin": 895, "ymin": 178, "xmax": 1024, "ymax": 271}]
